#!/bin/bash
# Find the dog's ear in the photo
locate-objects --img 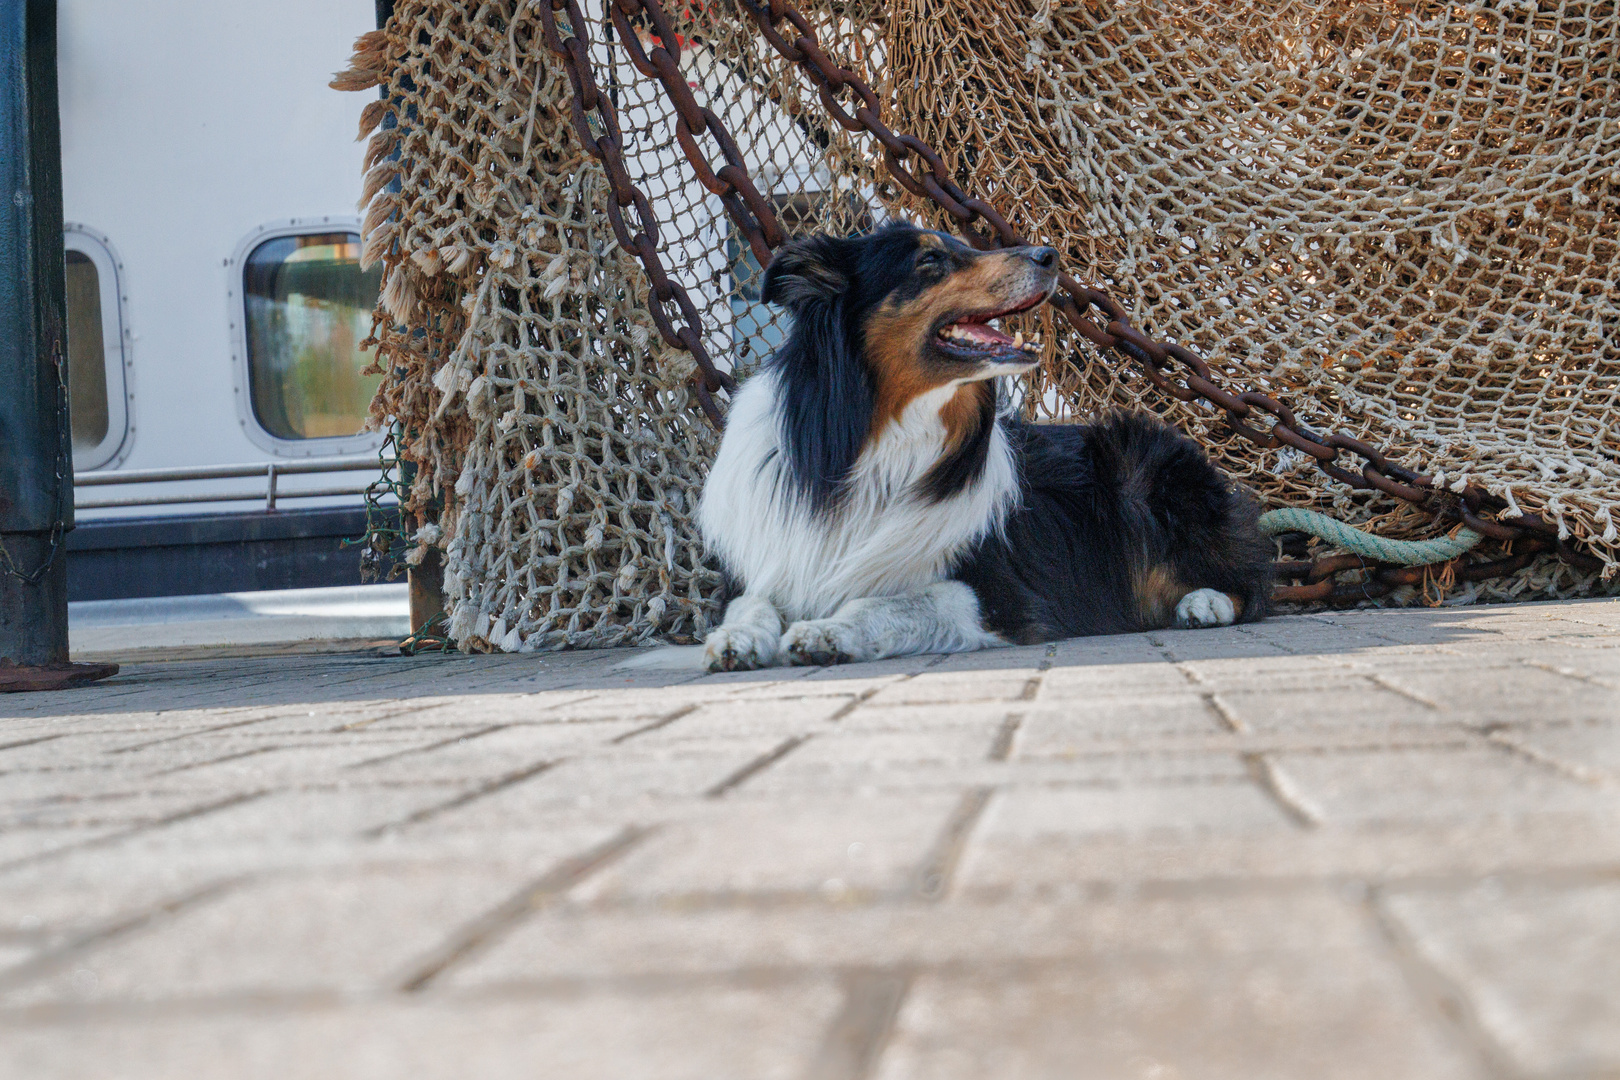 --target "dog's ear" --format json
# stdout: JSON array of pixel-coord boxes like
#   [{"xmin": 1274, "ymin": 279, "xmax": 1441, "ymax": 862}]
[{"xmin": 761, "ymin": 235, "xmax": 854, "ymax": 311}]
